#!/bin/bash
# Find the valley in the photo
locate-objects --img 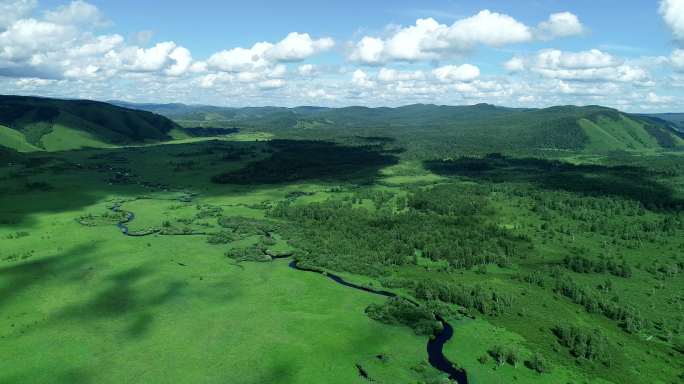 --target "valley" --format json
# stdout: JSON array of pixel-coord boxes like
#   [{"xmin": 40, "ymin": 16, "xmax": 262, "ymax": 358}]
[{"xmin": 1, "ymin": 96, "xmax": 683, "ymax": 384}]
